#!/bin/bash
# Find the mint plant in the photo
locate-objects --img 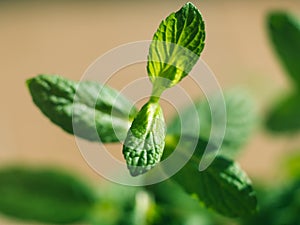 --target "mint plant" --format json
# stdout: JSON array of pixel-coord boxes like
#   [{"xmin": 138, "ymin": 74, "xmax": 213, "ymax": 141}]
[{"xmin": 24, "ymin": 2, "xmax": 257, "ymax": 221}]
